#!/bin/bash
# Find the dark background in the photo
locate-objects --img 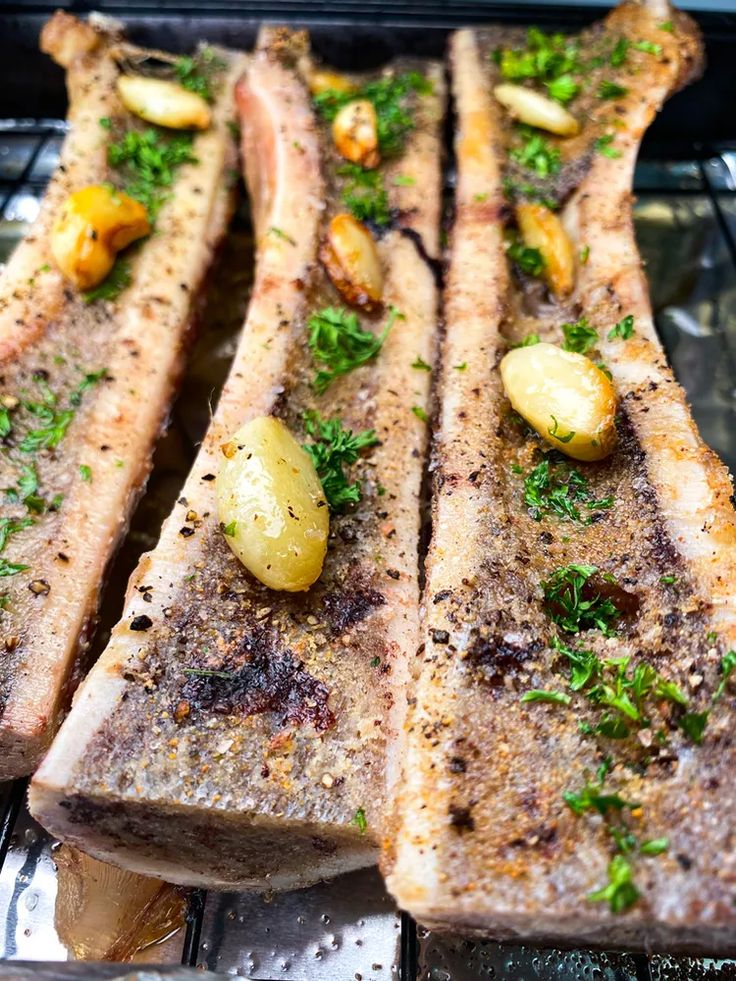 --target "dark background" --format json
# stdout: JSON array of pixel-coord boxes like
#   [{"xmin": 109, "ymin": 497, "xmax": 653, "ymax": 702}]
[{"xmin": 0, "ymin": 1, "xmax": 735, "ymax": 156}]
